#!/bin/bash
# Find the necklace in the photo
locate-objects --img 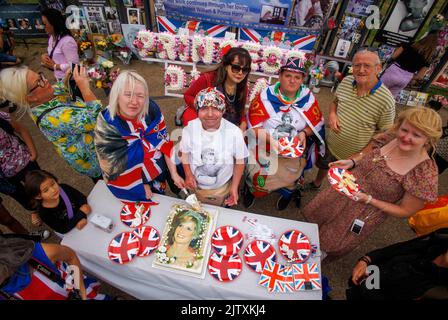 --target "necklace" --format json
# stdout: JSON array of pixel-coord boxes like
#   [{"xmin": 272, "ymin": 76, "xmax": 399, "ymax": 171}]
[{"xmin": 224, "ymin": 90, "xmax": 236, "ymax": 103}]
